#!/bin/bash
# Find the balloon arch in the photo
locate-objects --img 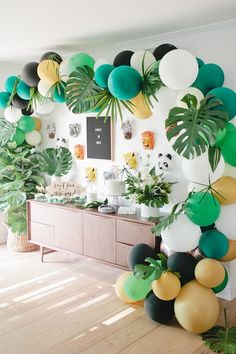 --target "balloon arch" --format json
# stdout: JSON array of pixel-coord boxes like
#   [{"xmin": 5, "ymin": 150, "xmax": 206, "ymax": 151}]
[{"xmin": 1, "ymin": 44, "xmax": 236, "ymax": 334}]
